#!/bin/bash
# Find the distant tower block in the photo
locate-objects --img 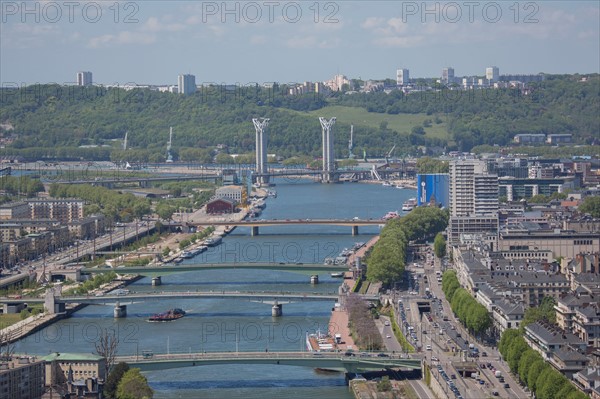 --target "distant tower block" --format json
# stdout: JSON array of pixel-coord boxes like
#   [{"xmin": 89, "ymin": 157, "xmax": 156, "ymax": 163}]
[
  {"xmin": 319, "ymin": 117, "xmax": 337, "ymax": 183},
  {"xmin": 253, "ymin": 118, "xmax": 270, "ymax": 185}
]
